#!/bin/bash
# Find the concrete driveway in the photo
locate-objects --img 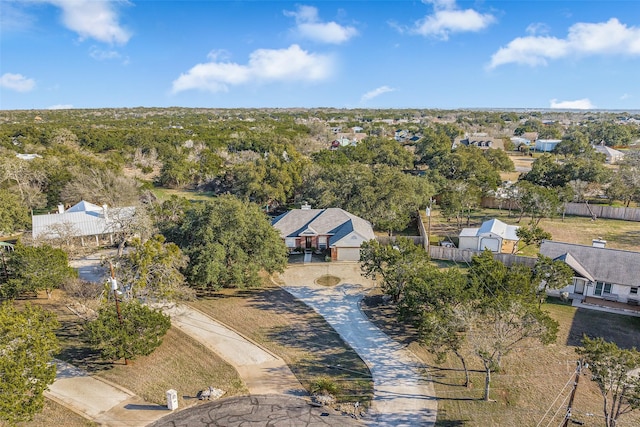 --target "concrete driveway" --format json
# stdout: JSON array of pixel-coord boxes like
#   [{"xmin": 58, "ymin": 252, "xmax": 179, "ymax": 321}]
[
  {"xmin": 280, "ymin": 263, "xmax": 437, "ymax": 427},
  {"xmin": 162, "ymin": 304, "xmax": 304, "ymax": 396},
  {"xmin": 46, "ymin": 360, "xmax": 170, "ymax": 427}
]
